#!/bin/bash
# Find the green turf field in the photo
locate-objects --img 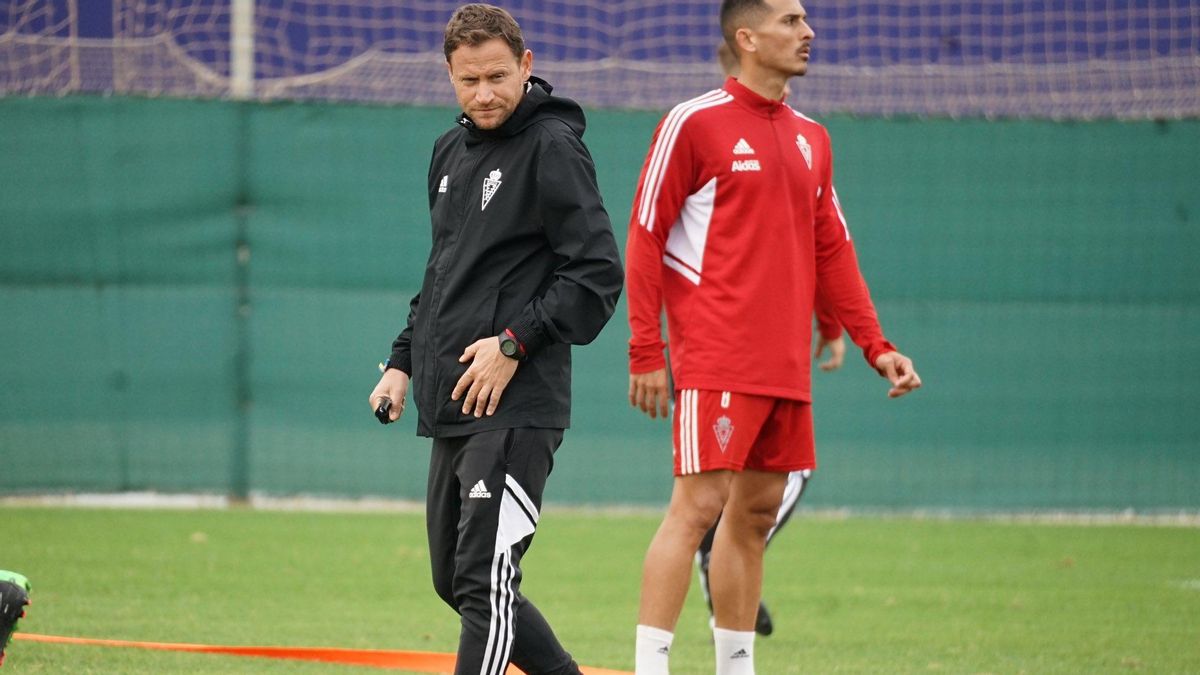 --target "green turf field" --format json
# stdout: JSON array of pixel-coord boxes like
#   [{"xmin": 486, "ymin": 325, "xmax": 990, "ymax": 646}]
[{"xmin": 4, "ymin": 507, "xmax": 1199, "ymax": 673}]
